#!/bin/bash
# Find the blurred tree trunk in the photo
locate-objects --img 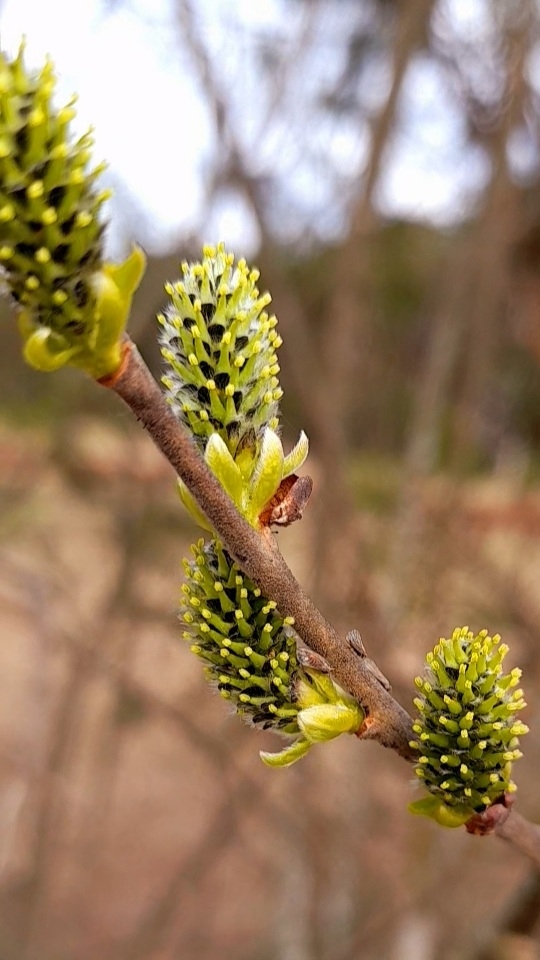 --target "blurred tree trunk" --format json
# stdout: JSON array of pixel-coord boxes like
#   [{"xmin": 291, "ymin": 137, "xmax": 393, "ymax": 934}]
[
  {"xmin": 310, "ymin": 0, "xmax": 432, "ymax": 619},
  {"xmin": 469, "ymin": 873, "xmax": 540, "ymax": 959},
  {"xmin": 451, "ymin": 4, "xmax": 532, "ymax": 467},
  {"xmin": 382, "ymin": 2, "xmax": 532, "ymax": 629},
  {"xmin": 273, "ymin": 772, "xmax": 317, "ymax": 960}
]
